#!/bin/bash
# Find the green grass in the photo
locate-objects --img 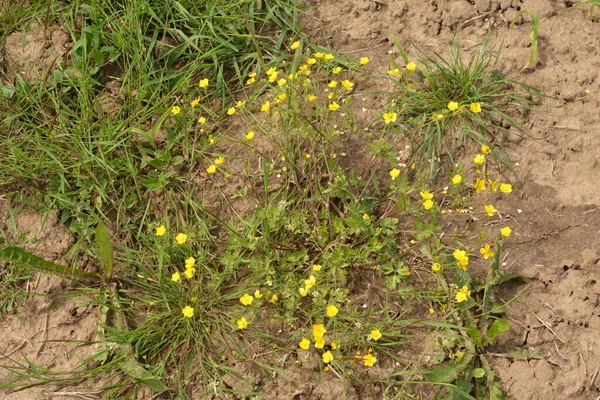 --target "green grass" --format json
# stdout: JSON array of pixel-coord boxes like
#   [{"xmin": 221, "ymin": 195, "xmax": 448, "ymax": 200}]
[{"xmin": 0, "ymin": 2, "xmax": 543, "ymax": 398}]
